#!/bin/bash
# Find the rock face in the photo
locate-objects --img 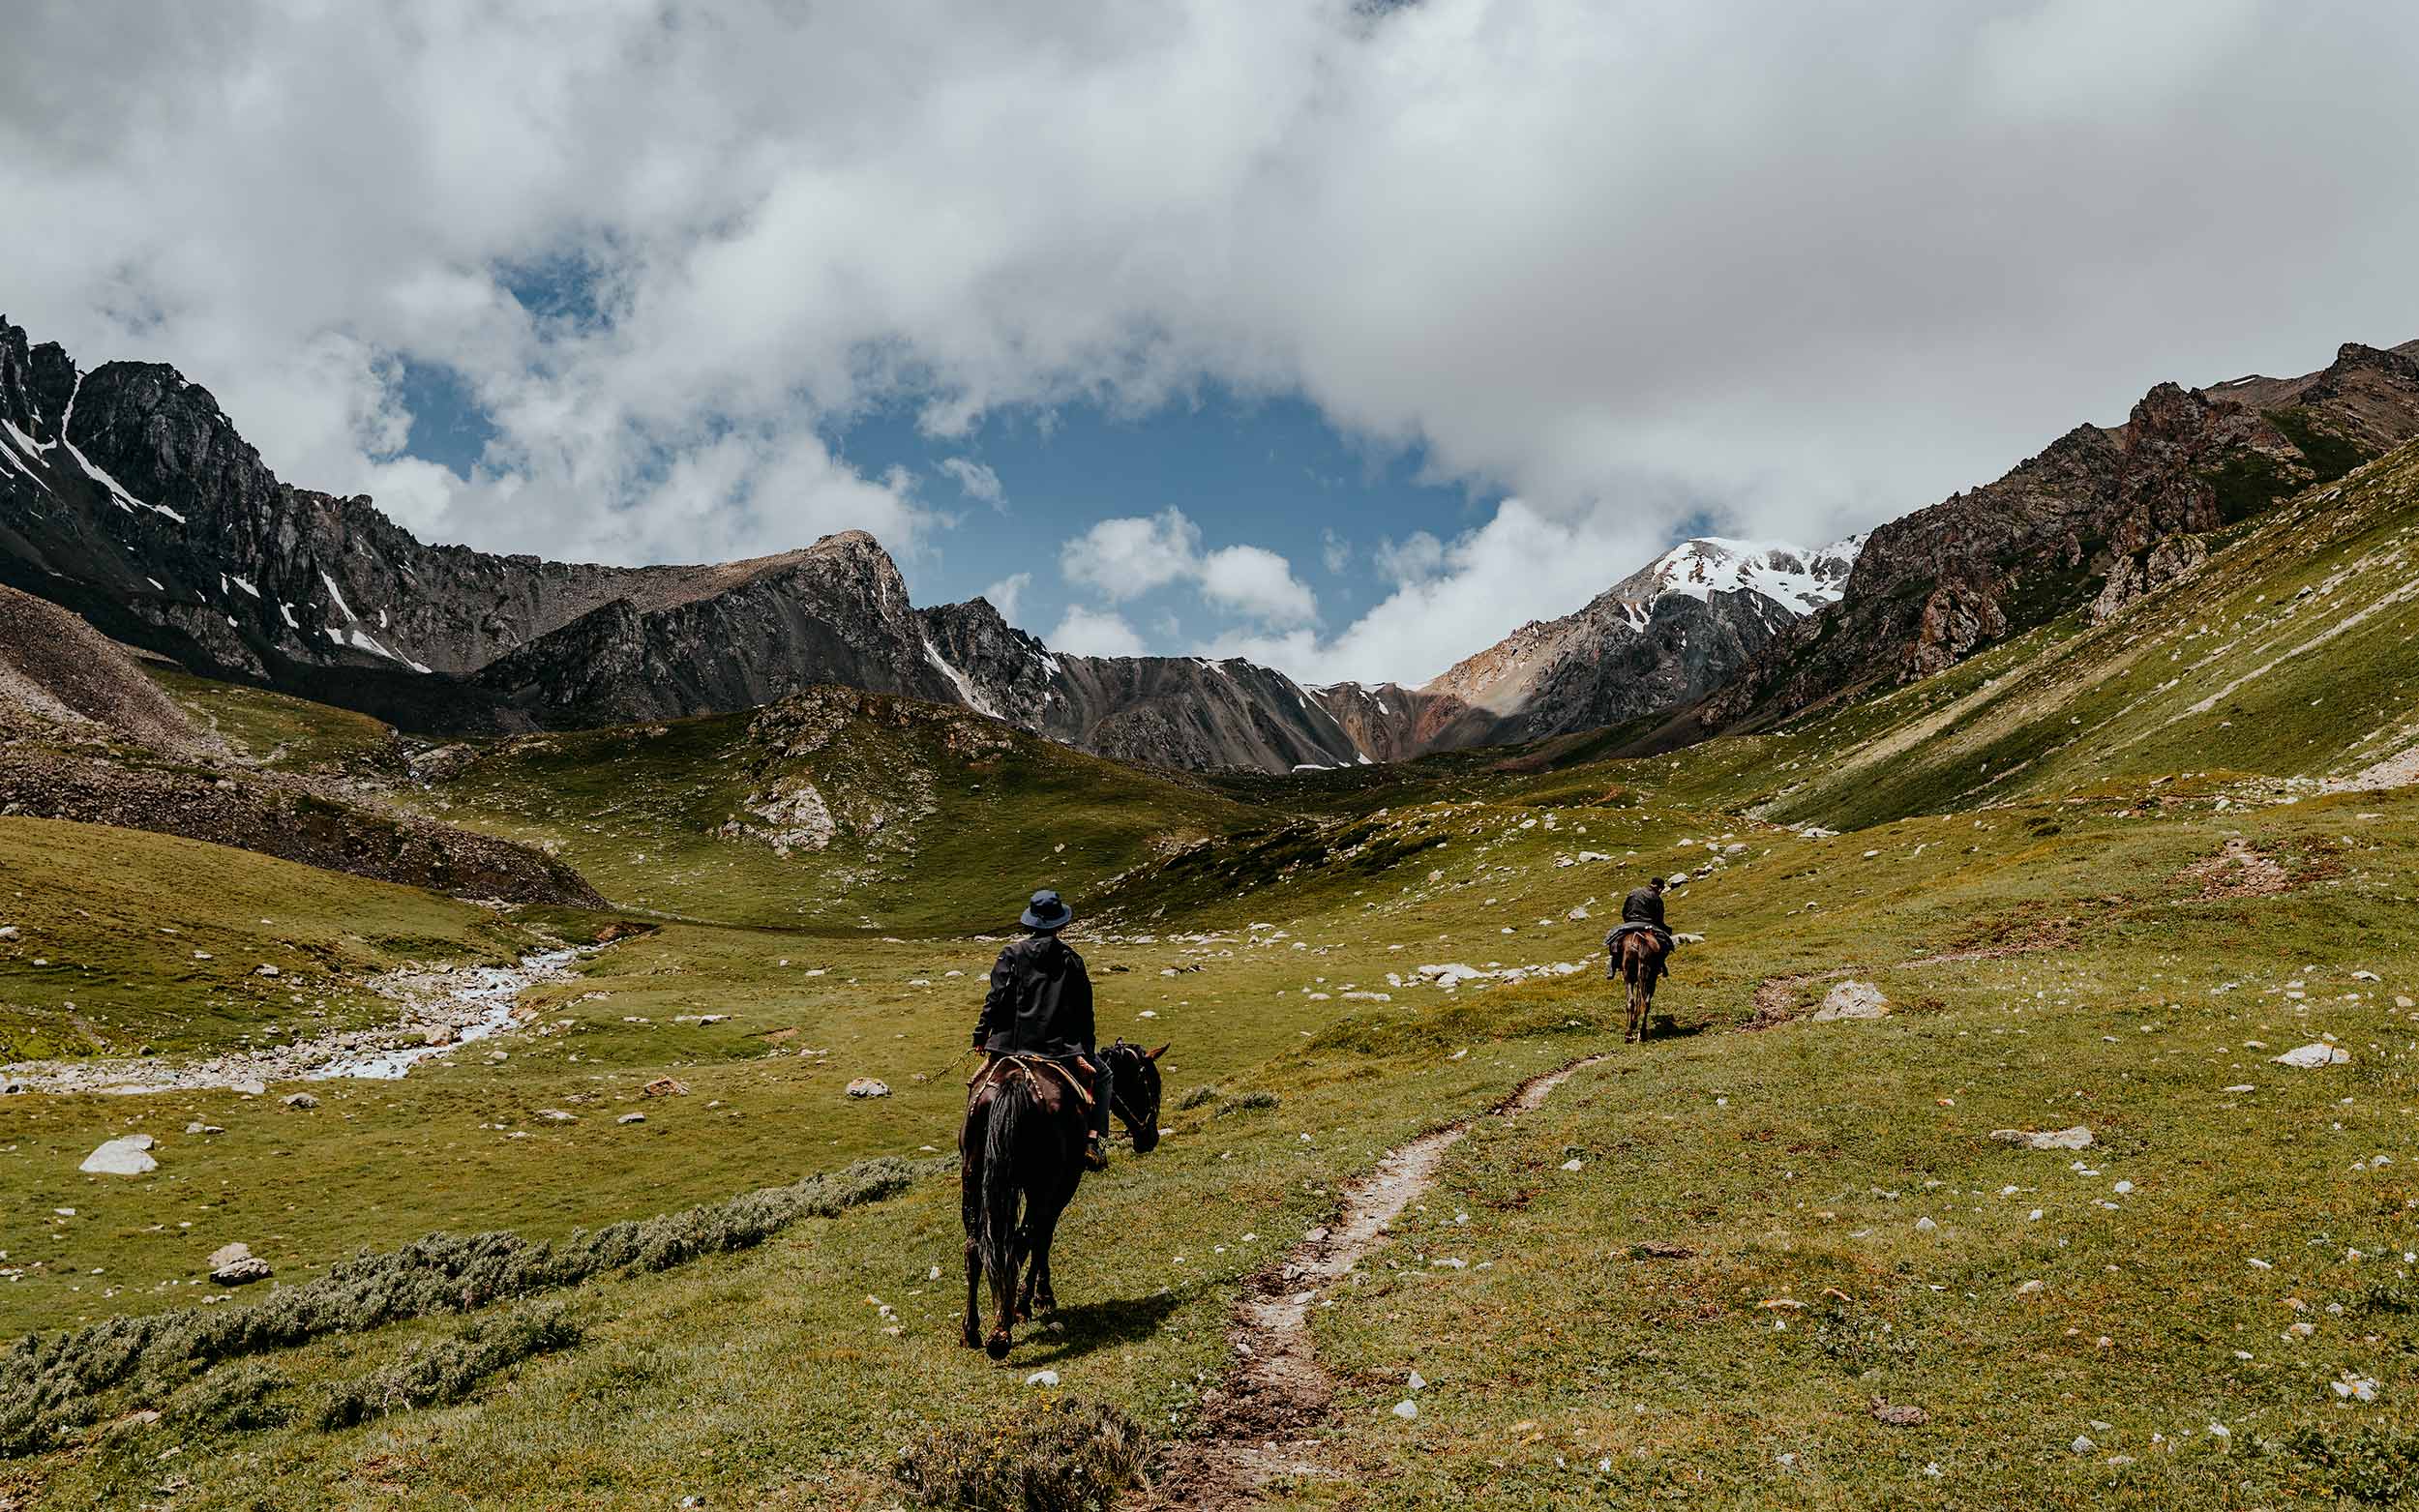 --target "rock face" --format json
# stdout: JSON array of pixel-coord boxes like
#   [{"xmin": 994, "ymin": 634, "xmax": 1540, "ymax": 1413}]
[
  {"xmin": 1703, "ymin": 340, "xmax": 2419, "ymax": 733},
  {"xmin": 1422, "ymin": 536, "xmax": 1861, "ymax": 745}
]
